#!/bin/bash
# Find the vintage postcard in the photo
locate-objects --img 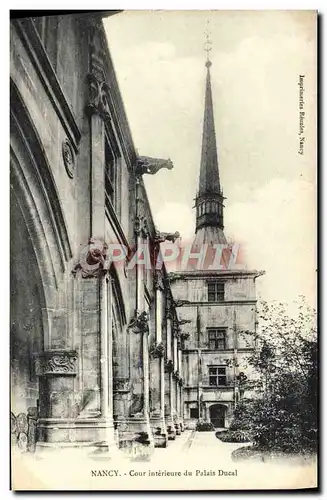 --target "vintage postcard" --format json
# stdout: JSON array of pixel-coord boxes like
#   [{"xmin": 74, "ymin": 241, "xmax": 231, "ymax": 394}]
[{"xmin": 10, "ymin": 9, "xmax": 317, "ymax": 490}]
